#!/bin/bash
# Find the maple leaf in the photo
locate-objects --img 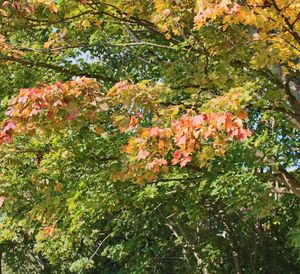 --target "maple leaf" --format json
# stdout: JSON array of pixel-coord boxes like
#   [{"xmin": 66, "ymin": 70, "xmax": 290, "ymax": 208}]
[
  {"xmin": 227, "ymin": 128, "xmax": 239, "ymax": 139},
  {"xmin": 53, "ymin": 100, "xmax": 63, "ymax": 107},
  {"xmin": 172, "ymin": 150, "xmax": 182, "ymax": 165},
  {"xmin": 114, "ymin": 81, "xmax": 128, "ymax": 90},
  {"xmin": 95, "ymin": 127, "xmax": 104, "ymax": 135},
  {"xmin": 0, "ymin": 132, "xmax": 12, "ymax": 143},
  {"xmin": 237, "ymin": 128, "xmax": 251, "ymax": 141},
  {"xmin": 43, "ymin": 225, "xmax": 55, "ymax": 237},
  {"xmin": 18, "ymin": 96, "xmax": 28, "ymax": 104},
  {"xmin": 216, "ymin": 113, "xmax": 230, "ymax": 129},
  {"xmin": 137, "ymin": 149, "xmax": 150, "ymax": 160},
  {"xmin": 175, "ymin": 135, "xmax": 186, "ymax": 146},
  {"xmin": 29, "ymin": 108, "xmax": 41, "ymax": 117},
  {"xmin": 3, "ymin": 121, "xmax": 16, "ymax": 132},
  {"xmin": 5, "ymin": 108, "xmax": 13, "ymax": 117},
  {"xmin": 180, "ymin": 155, "xmax": 192, "ymax": 167},
  {"xmin": 49, "ymin": 3, "xmax": 58, "ymax": 13},
  {"xmin": 129, "ymin": 116, "xmax": 138, "ymax": 127},
  {"xmin": 158, "ymin": 140, "xmax": 165, "ymax": 150},
  {"xmin": 193, "ymin": 115, "xmax": 206, "ymax": 125},
  {"xmin": 237, "ymin": 110, "xmax": 248, "ymax": 120},
  {"xmin": 66, "ymin": 110, "xmax": 79, "ymax": 121},
  {"xmin": 149, "ymin": 127, "xmax": 160, "ymax": 137}
]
